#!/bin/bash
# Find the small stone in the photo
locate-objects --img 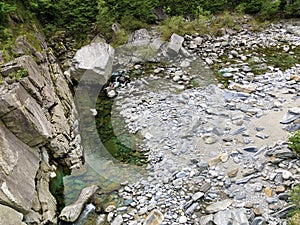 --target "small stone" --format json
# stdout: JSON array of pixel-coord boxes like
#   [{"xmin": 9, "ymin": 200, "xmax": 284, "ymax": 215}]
[
  {"xmin": 219, "ymin": 153, "xmax": 229, "ymax": 162},
  {"xmin": 275, "ymin": 185, "xmax": 286, "ymax": 193},
  {"xmin": 104, "ymin": 203, "xmax": 116, "ymax": 213},
  {"xmin": 281, "ymin": 170, "xmax": 293, "ymax": 180},
  {"xmin": 205, "ymin": 58, "xmax": 214, "ymax": 65},
  {"xmin": 143, "ymin": 209, "xmax": 164, "ymax": 225},
  {"xmin": 253, "ymin": 207, "xmax": 263, "ymax": 216},
  {"xmin": 173, "ymin": 75, "xmax": 181, "ymax": 82},
  {"xmin": 251, "ymin": 217, "xmax": 265, "ymax": 225},
  {"xmin": 107, "ymin": 89, "xmax": 117, "ymax": 98},
  {"xmin": 192, "ymin": 192, "xmax": 204, "ymax": 201},
  {"xmin": 243, "ymin": 146, "xmax": 258, "ymax": 153},
  {"xmin": 200, "ymin": 214, "xmax": 214, "ymax": 225},
  {"xmin": 178, "ymin": 215, "xmax": 187, "ymax": 223},
  {"xmin": 111, "ymin": 215, "xmax": 123, "ymax": 225},
  {"xmin": 204, "ymin": 135, "xmax": 218, "ymax": 144},
  {"xmin": 265, "ymin": 187, "xmax": 273, "ymax": 197},
  {"xmin": 230, "ymin": 82, "xmax": 257, "ymax": 94},
  {"xmin": 227, "ymin": 168, "xmax": 239, "ymax": 178},
  {"xmin": 256, "ymin": 132, "xmax": 269, "ymax": 139}
]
